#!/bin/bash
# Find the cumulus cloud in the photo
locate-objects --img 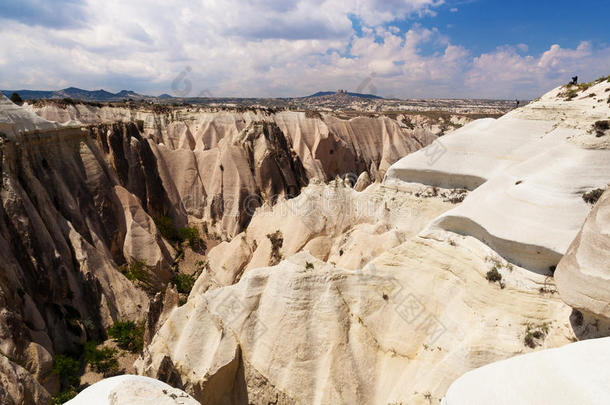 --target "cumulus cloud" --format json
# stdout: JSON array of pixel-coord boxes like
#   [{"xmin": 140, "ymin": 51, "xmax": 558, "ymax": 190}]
[
  {"xmin": 0, "ymin": 0, "xmax": 608, "ymax": 99},
  {"xmin": 465, "ymin": 42, "xmax": 610, "ymax": 98}
]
